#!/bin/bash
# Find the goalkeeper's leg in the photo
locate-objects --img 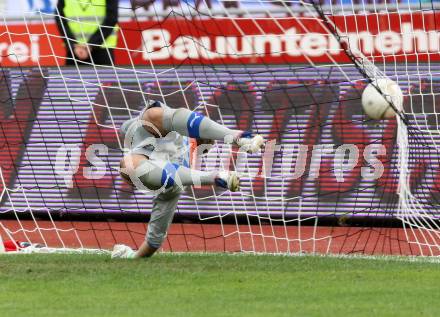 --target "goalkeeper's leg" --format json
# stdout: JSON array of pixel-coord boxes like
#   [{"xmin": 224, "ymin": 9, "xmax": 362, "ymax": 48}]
[
  {"xmin": 119, "ymin": 154, "xmax": 240, "ymax": 192},
  {"xmin": 114, "ymin": 154, "xmax": 239, "ymax": 259},
  {"xmin": 142, "ymin": 104, "xmax": 264, "ymax": 153}
]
